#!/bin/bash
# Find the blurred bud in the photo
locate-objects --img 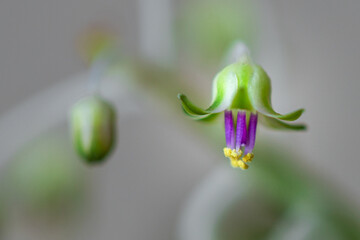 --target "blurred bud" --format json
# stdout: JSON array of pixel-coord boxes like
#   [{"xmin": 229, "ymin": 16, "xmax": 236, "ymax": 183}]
[
  {"xmin": 77, "ymin": 25, "xmax": 116, "ymax": 65},
  {"xmin": 71, "ymin": 95, "xmax": 116, "ymax": 163}
]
